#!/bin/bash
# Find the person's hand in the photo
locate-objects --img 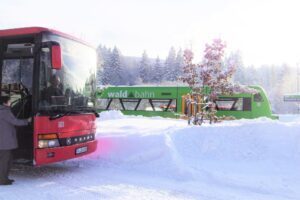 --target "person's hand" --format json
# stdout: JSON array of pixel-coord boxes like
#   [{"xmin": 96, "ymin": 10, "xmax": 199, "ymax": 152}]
[{"xmin": 27, "ymin": 117, "xmax": 32, "ymax": 123}]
